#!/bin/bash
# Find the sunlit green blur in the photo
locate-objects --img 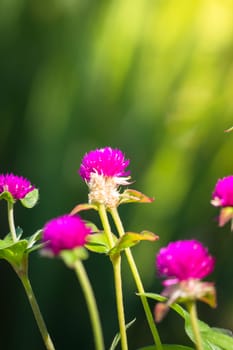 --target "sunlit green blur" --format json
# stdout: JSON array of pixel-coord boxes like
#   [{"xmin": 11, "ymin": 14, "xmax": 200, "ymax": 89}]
[{"xmin": 0, "ymin": 0, "xmax": 233, "ymax": 349}]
